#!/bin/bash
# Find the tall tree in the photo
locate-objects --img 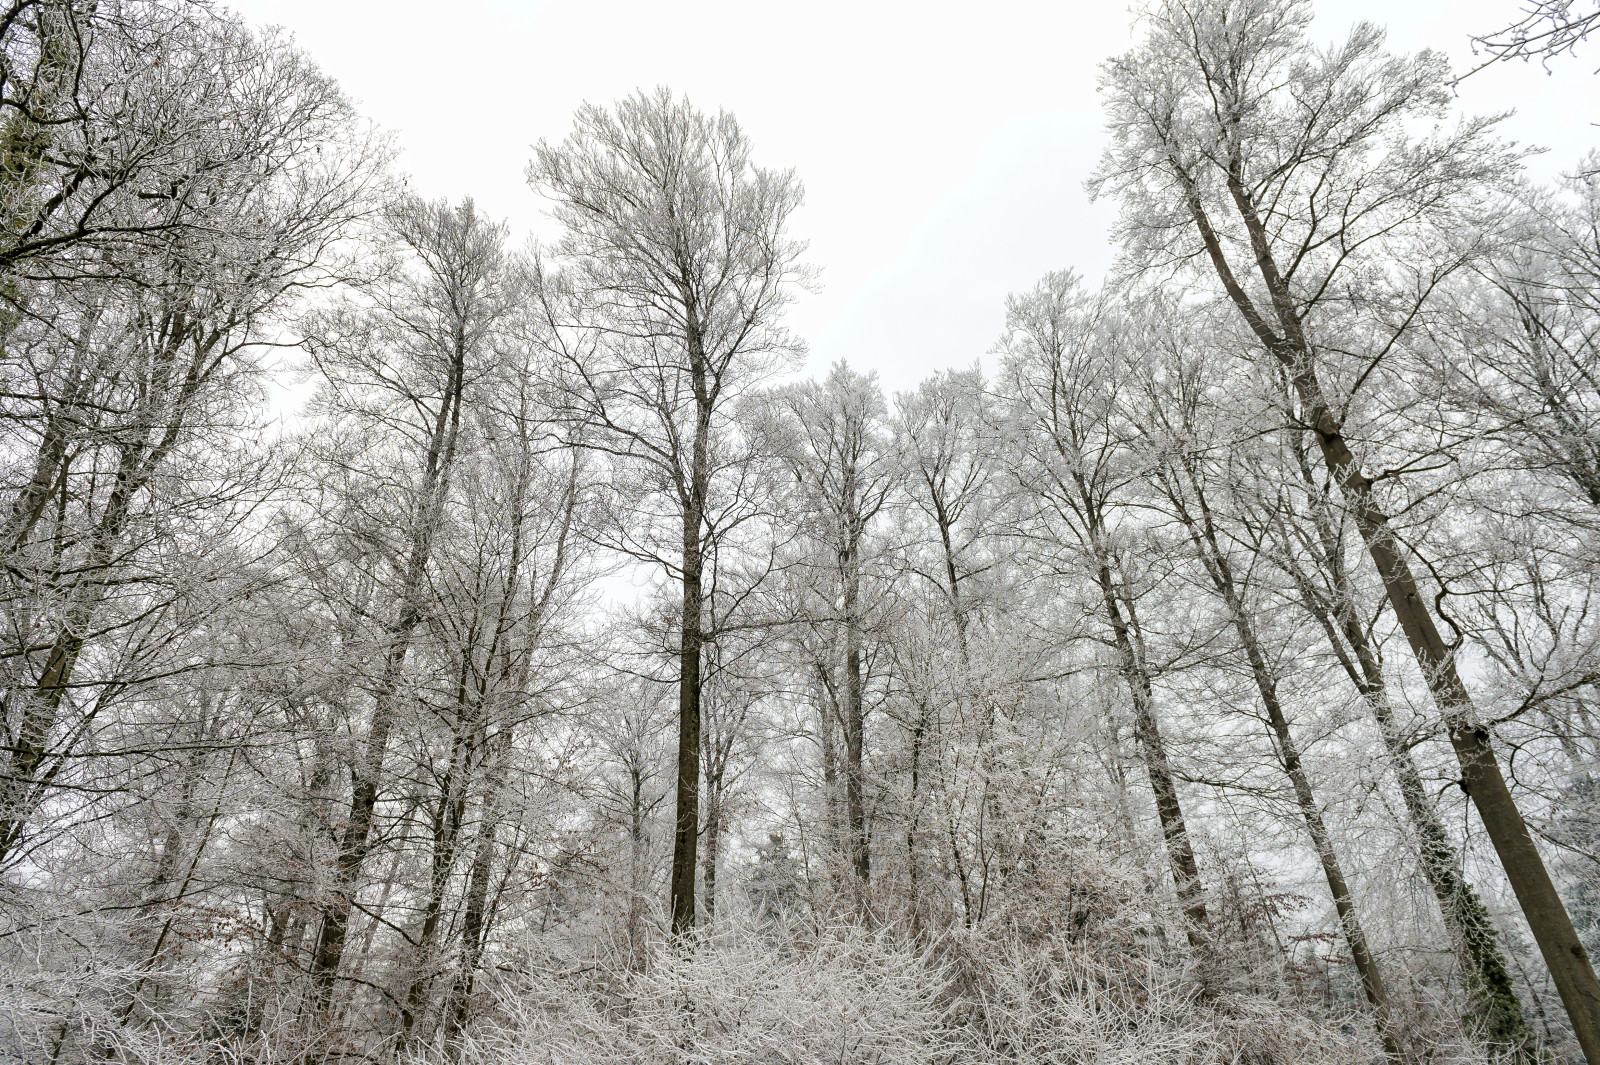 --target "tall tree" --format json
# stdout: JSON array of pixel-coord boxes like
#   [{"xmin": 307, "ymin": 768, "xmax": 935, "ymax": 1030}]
[
  {"xmin": 766, "ymin": 363, "xmax": 896, "ymax": 896},
  {"xmin": 0, "ymin": 12, "xmax": 376, "ymax": 864},
  {"xmin": 299, "ymin": 197, "xmax": 509, "ymax": 1006},
  {"xmin": 996, "ymin": 271, "xmax": 1211, "ymax": 945},
  {"xmin": 529, "ymin": 89, "xmax": 807, "ymax": 935},
  {"xmin": 1131, "ymin": 317, "xmax": 1406, "ymax": 1059}
]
